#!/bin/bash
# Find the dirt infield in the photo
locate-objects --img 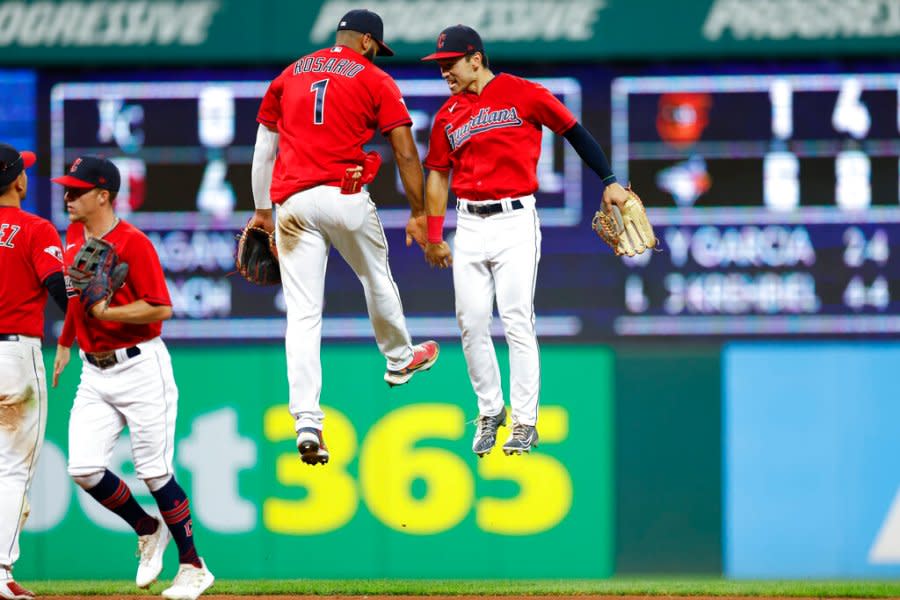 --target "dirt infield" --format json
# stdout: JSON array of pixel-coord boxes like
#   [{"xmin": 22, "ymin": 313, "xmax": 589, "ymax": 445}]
[{"xmin": 39, "ymin": 594, "xmax": 864, "ymax": 600}]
